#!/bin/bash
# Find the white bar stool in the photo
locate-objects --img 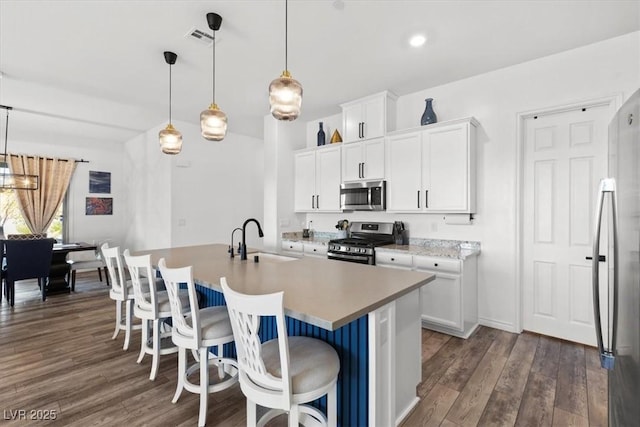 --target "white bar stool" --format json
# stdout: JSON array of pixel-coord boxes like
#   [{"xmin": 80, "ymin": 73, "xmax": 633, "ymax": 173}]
[
  {"xmin": 102, "ymin": 243, "xmax": 142, "ymax": 351},
  {"xmin": 221, "ymin": 277, "xmax": 340, "ymax": 427},
  {"xmin": 123, "ymin": 250, "xmax": 190, "ymax": 380},
  {"xmin": 158, "ymin": 258, "xmax": 238, "ymax": 427}
]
